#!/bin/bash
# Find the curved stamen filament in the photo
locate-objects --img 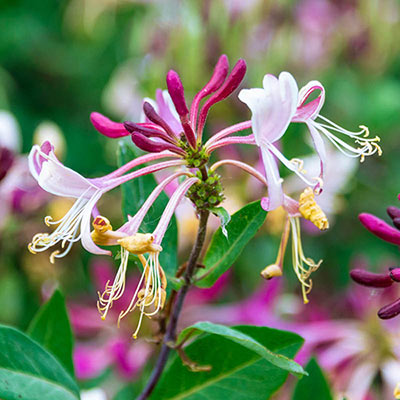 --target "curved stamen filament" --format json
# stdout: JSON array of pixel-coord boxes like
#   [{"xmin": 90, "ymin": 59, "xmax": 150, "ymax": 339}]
[
  {"xmin": 310, "ymin": 117, "xmax": 382, "ymax": 161},
  {"xmin": 290, "ymin": 217, "xmax": 322, "ymax": 304}
]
